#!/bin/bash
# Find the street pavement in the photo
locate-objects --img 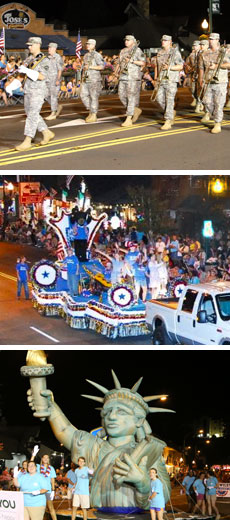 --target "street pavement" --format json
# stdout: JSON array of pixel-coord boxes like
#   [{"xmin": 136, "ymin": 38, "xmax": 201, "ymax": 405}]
[
  {"xmin": 0, "ymin": 88, "xmax": 230, "ymax": 170},
  {"xmin": 171, "ymin": 486, "xmax": 230, "ymax": 520},
  {"xmin": 0, "ymin": 242, "xmax": 152, "ymax": 346}
]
